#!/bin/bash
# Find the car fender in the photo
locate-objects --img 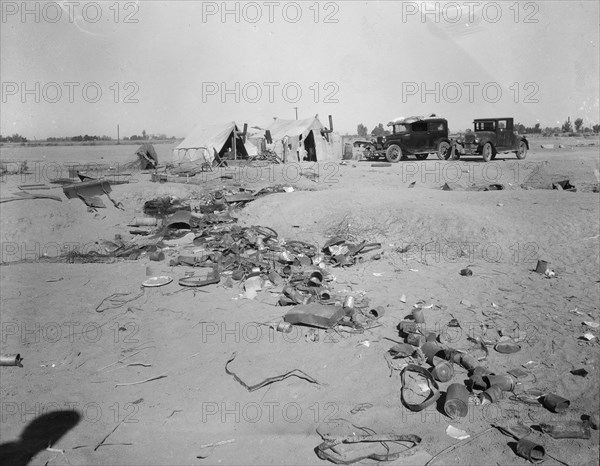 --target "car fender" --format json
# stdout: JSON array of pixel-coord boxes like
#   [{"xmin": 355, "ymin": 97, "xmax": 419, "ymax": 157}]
[
  {"xmin": 477, "ymin": 139, "xmax": 496, "ymax": 154},
  {"xmin": 520, "ymin": 137, "xmax": 529, "ymax": 149}
]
